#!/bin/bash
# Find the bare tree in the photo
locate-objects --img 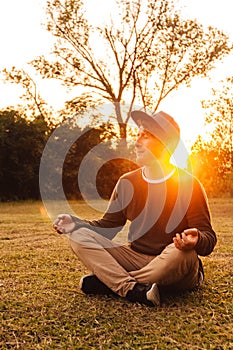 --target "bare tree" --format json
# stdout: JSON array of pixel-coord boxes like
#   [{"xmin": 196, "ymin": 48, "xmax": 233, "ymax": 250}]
[
  {"xmin": 1, "ymin": 66, "xmax": 53, "ymax": 123},
  {"xmin": 3, "ymin": 0, "xmax": 233, "ymax": 138}
]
